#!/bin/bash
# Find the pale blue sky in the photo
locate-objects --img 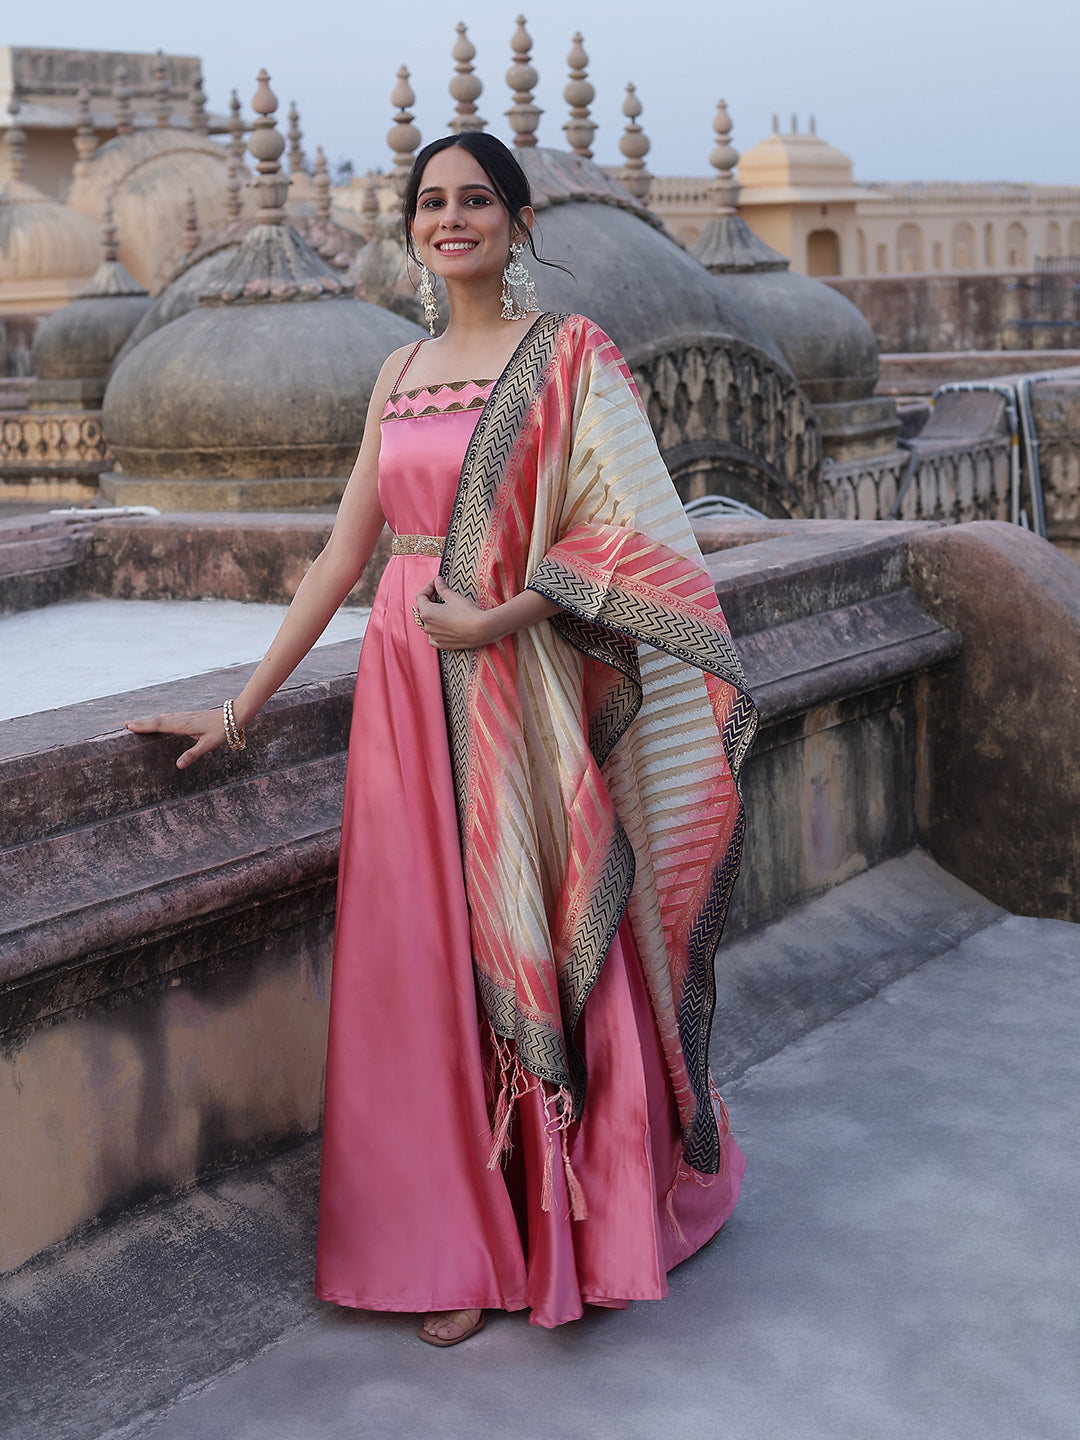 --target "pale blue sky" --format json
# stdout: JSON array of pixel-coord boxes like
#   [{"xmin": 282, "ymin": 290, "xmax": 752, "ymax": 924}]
[{"xmin": 10, "ymin": 0, "xmax": 1078, "ymax": 184}]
